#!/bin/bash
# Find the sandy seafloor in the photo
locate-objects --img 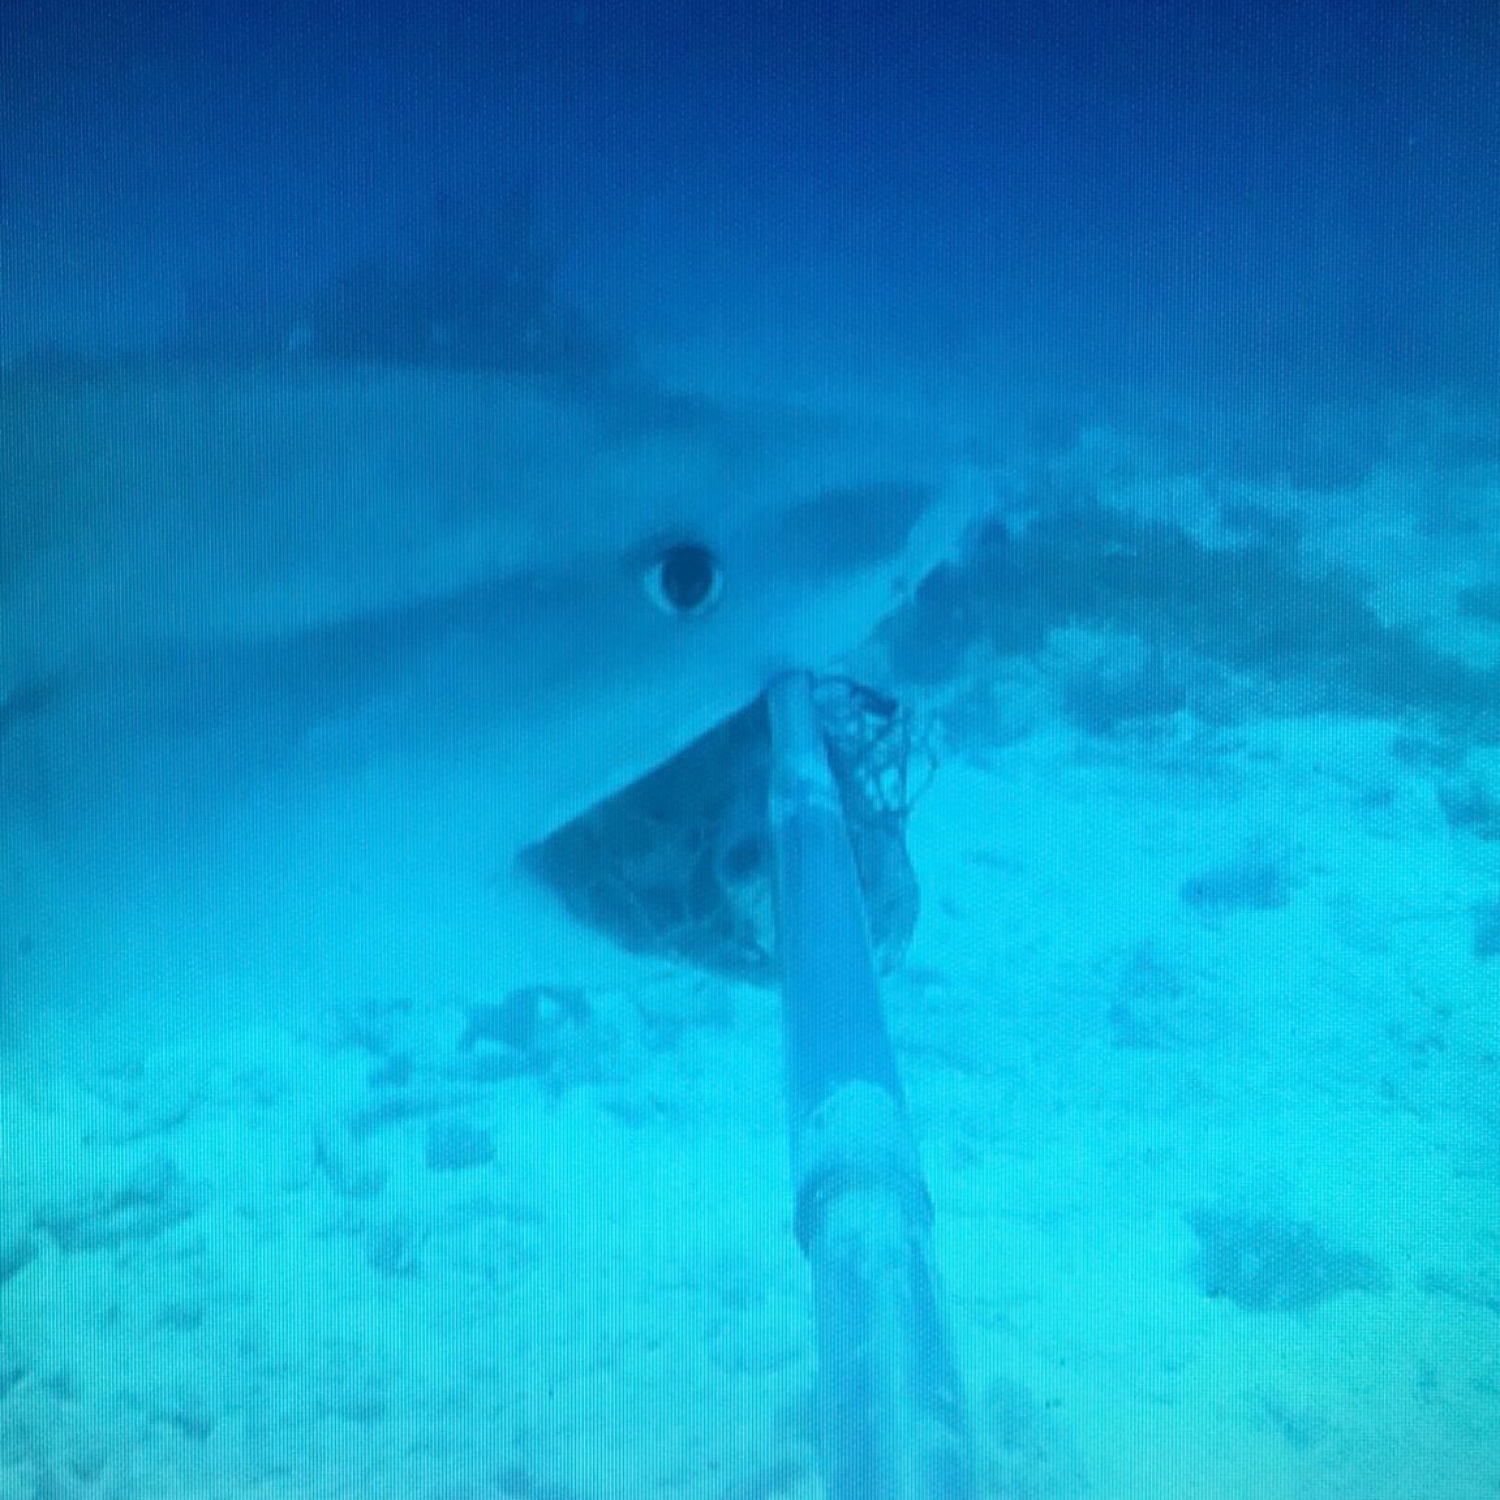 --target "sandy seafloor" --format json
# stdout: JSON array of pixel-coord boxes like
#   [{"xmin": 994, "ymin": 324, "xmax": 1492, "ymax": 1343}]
[{"xmin": 2, "ymin": 383, "xmax": 1499, "ymax": 1500}]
